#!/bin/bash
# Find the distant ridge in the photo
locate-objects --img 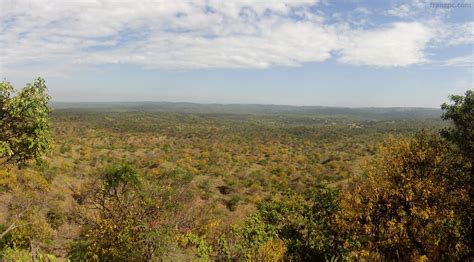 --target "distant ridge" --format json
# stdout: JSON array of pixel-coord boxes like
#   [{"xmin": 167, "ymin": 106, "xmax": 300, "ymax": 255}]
[{"xmin": 51, "ymin": 101, "xmax": 441, "ymax": 120}]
